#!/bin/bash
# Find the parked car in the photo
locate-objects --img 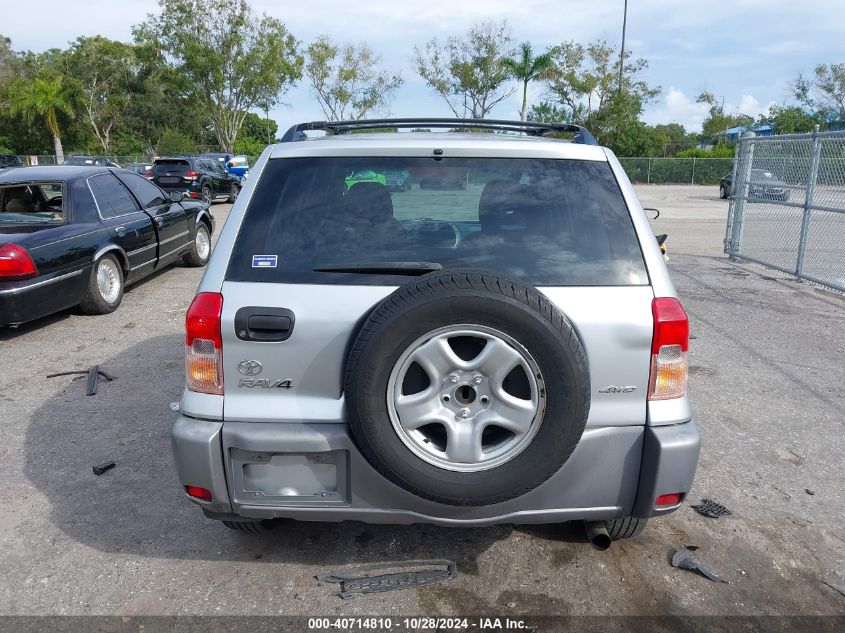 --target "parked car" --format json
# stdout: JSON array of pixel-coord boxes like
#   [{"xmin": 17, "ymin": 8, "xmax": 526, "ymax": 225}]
[
  {"xmin": 720, "ymin": 169, "xmax": 789, "ymax": 202},
  {"xmin": 225, "ymin": 155, "xmax": 250, "ymax": 183},
  {"xmin": 0, "ymin": 155, "xmax": 24, "ymax": 169},
  {"xmin": 63, "ymin": 155, "xmax": 121, "ymax": 168},
  {"xmin": 151, "ymin": 156, "xmax": 240, "ymax": 205},
  {"xmin": 384, "ymin": 168, "xmax": 411, "ymax": 191},
  {"xmin": 125, "ymin": 162, "xmax": 154, "ymax": 179},
  {"xmin": 171, "ymin": 118, "xmax": 699, "ymax": 543},
  {"xmin": 0, "ymin": 166, "xmax": 213, "ymax": 326}
]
